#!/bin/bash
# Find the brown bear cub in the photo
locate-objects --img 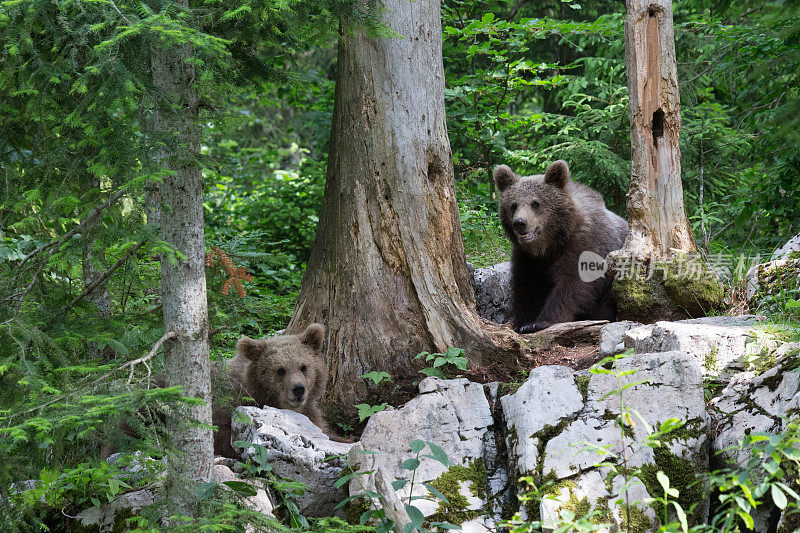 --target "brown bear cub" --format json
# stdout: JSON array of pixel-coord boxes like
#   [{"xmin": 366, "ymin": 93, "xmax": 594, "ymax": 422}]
[
  {"xmin": 494, "ymin": 160, "xmax": 628, "ymax": 333},
  {"xmin": 213, "ymin": 323, "xmax": 341, "ymax": 457}
]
